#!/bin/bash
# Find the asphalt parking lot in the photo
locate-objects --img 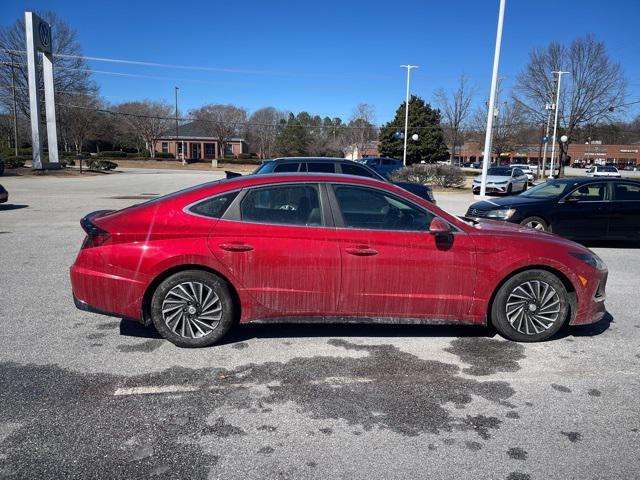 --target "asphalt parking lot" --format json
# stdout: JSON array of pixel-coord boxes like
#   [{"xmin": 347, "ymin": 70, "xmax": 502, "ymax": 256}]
[{"xmin": 1, "ymin": 169, "xmax": 639, "ymax": 480}]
